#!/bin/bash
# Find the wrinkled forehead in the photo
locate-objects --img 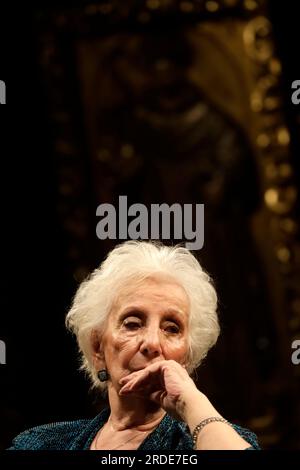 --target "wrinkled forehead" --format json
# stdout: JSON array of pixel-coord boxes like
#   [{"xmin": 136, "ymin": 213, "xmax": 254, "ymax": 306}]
[{"xmin": 111, "ymin": 274, "xmax": 190, "ymax": 317}]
